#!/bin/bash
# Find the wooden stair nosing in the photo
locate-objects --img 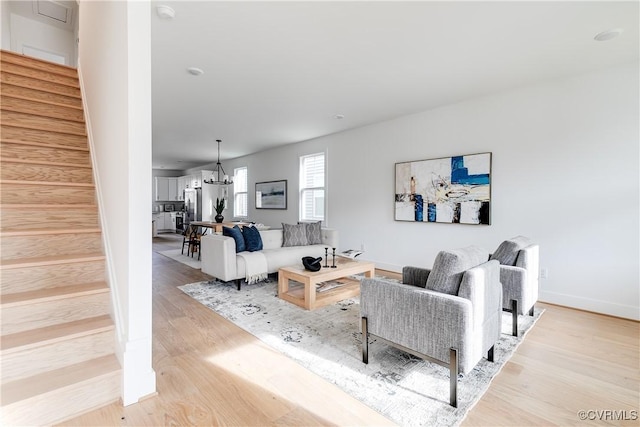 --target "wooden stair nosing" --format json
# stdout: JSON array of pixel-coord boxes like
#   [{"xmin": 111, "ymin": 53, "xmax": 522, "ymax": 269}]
[
  {"xmin": 1, "ymin": 49, "xmax": 79, "ymax": 77},
  {"xmin": 0, "ymin": 281, "xmax": 109, "ymax": 309},
  {"xmin": 0, "ymin": 227, "xmax": 101, "ymax": 238},
  {"xmin": 0, "ymin": 158, "xmax": 92, "ymax": 169},
  {"xmin": 0, "ymin": 66, "xmax": 80, "ymax": 90},
  {"xmin": 0, "ymin": 82, "xmax": 82, "ymax": 106},
  {"xmin": 0, "ymin": 203, "xmax": 96, "ymax": 209},
  {"xmin": 0, "ymin": 73, "xmax": 81, "ymax": 100},
  {"xmin": 2, "ymin": 92, "xmax": 83, "ymax": 111},
  {"xmin": 0, "ymin": 253, "xmax": 105, "ymax": 270},
  {"xmin": 0, "ymin": 314, "xmax": 113, "ymax": 354},
  {"xmin": 0, "ymin": 354, "xmax": 120, "ymax": 407},
  {"xmin": 0, "ymin": 138, "xmax": 89, "ymax": 152},
  {"xmin": 0, "ymin": 179, "xmax": 94, "ymax": 188},
  {"xmin": 0, "ymin": 119, "xmax": 87, "ymax": 137},
  {"xmin": 1, "ymin": 103, "xmax": 85, "ymax": 125}
]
